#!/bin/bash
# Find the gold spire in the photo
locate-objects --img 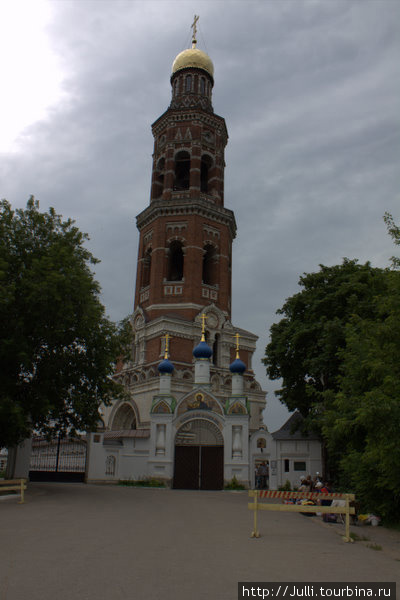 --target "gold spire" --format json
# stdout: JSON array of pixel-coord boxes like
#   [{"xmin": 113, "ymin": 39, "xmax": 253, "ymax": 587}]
[
  {"xmin": 234, "ymin": 333, "xmax": 241, "ymax": 359},
  {"xmin": 163, "ymin": 333, "xmax": 171, "ymax": 359},
  {"xmin": 191, "ymin": 15, "xmax": 199, "ymax": 48}
]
